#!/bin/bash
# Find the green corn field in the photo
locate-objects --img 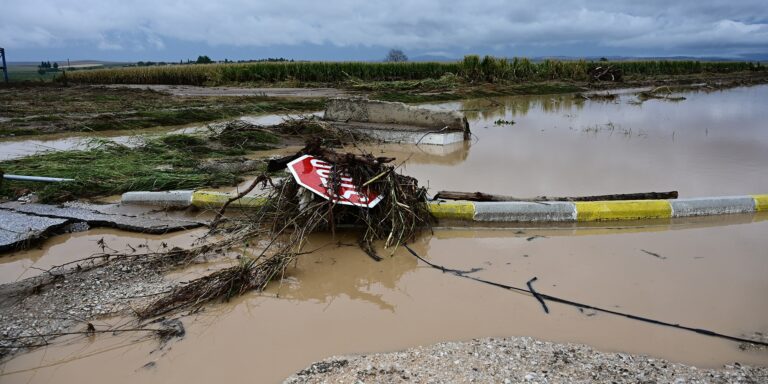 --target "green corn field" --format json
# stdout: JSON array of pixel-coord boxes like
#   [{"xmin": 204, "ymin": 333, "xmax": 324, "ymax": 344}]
[{"xmin": 63, "ymin": 56, "xmax": 763, "ymax": 86}]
